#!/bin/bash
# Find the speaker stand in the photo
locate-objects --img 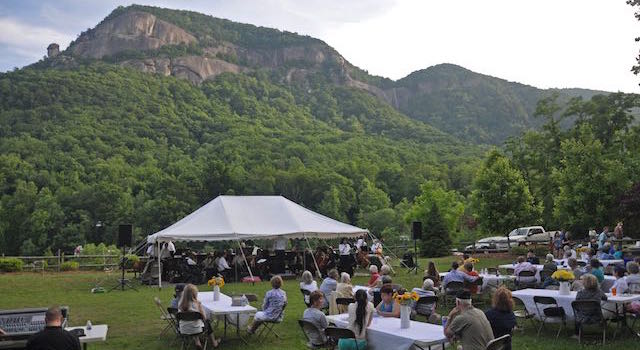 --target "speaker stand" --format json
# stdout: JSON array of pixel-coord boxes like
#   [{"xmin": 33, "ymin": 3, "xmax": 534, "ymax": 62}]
[
  {"xmin": 406, "ymin": 239, "xmax": 419, "ymax": 275},
  {"xmin": 109, "ymin": 246, "xmax": 138, "ymax": 292}
]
